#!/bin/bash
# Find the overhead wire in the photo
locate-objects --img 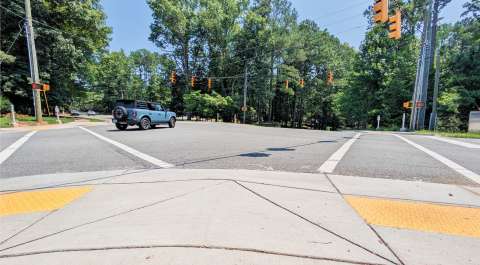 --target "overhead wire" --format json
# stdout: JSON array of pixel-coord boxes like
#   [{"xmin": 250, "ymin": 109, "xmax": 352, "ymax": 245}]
[
  {"xmin": 0, "ymin": 21, "xmax": 24, "ymax": 65},
  {"xmin": 312, "ymin": 0, "xmax": 371, "ymax": 21},
  {"xmin": 2, "ymin": 2, "xmax": 416, "ymax": 92}
]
